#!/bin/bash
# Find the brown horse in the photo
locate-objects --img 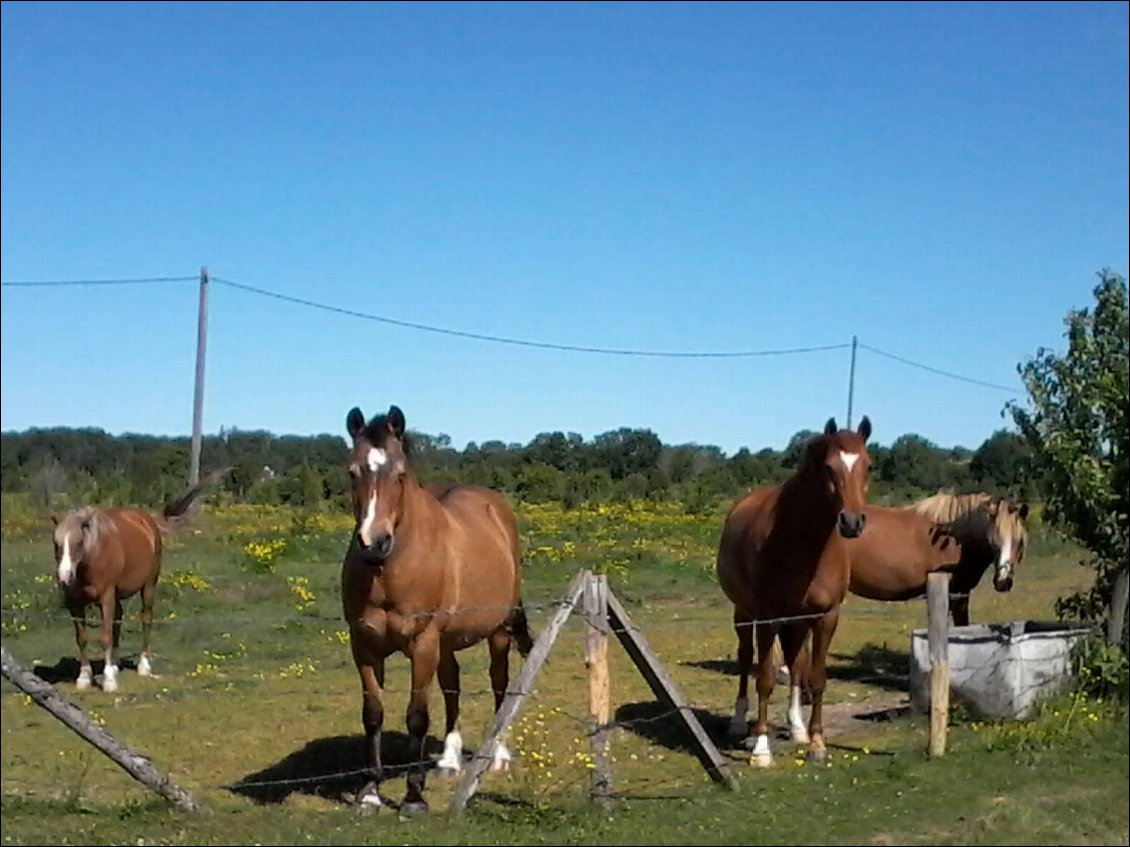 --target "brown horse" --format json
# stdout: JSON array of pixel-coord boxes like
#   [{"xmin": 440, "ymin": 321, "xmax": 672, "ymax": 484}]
[
  {"xmin": 770, "ymin": 491, "xmax": 1030, "ymax": 712},
  {"xmin": 50, "ymin": 476, "xmax": 215, "ymax": 692},
  {"xmin": 341, "ymin": 404, "xmax": 534, "ymax": 814},
  {"xmin": 716, "ymin": 415, "xmax": 874, "ymax": 766}
]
